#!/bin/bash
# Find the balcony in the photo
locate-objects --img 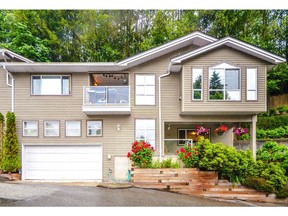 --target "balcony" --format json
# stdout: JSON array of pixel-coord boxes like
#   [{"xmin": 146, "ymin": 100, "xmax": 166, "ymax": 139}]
[{"xmin": 82, "ymin": 86, "xmax": 131, "ymax": 115}]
